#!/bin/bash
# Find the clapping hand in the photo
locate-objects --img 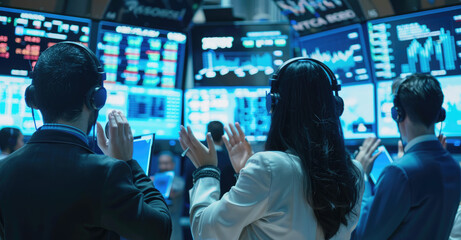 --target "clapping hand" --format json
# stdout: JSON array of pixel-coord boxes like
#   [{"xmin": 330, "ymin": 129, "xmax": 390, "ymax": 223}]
[
  {"xmin": 222, "ymin": 123, "xmax": 253, "ymax": 174},
  {"xmin": 179, "ymin": 125, "xmax": 217, "ymax": 168},
  {"xmin": 96, "ymin": 110, "xmax": 134, "ymax": 161},
  {"xmin": 355, "ymin": 137, "xmax": 382, "ymax": 175}
]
